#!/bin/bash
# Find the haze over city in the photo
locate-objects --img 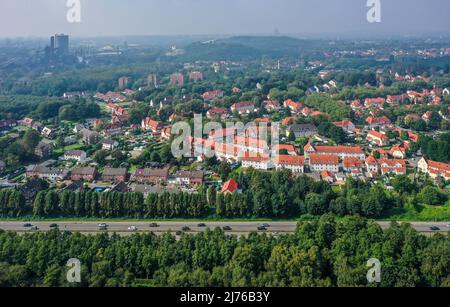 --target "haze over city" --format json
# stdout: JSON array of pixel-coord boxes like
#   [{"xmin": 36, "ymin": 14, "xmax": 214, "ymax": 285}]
[{"xmin": 1, "ymin": 0, "xmax": 450, "ymax": 38}]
